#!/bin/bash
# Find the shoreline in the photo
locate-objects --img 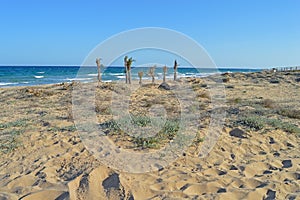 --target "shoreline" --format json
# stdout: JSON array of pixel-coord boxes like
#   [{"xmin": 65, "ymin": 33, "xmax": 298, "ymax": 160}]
[{"xmin": 0, "ymin": 66, "xmax": 263, "ymax": 88}]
